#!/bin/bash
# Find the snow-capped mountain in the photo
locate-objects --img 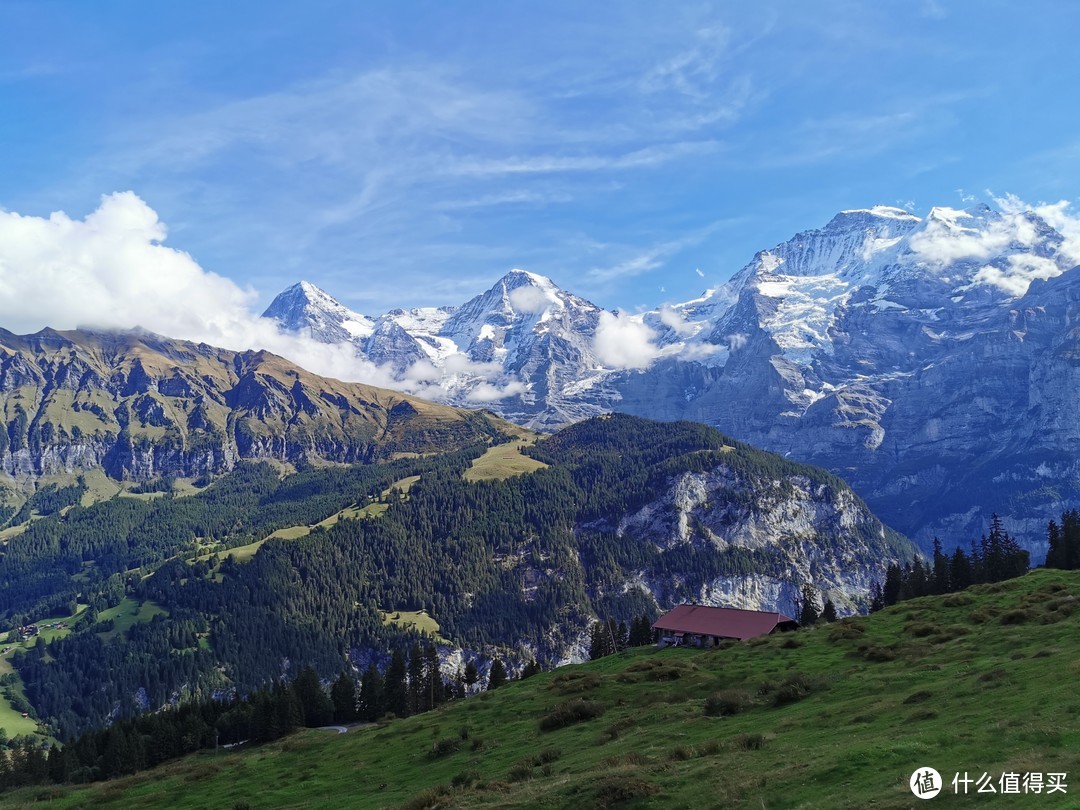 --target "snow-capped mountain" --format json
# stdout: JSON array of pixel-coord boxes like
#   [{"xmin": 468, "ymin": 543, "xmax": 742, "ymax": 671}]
[
  {"xmin": 263, "ymin": 203, "xmax": 1080, "ymax": 558},
  {"xmin": 265, "ymin": 269, "xmax": 607, "ymax": 424}
]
